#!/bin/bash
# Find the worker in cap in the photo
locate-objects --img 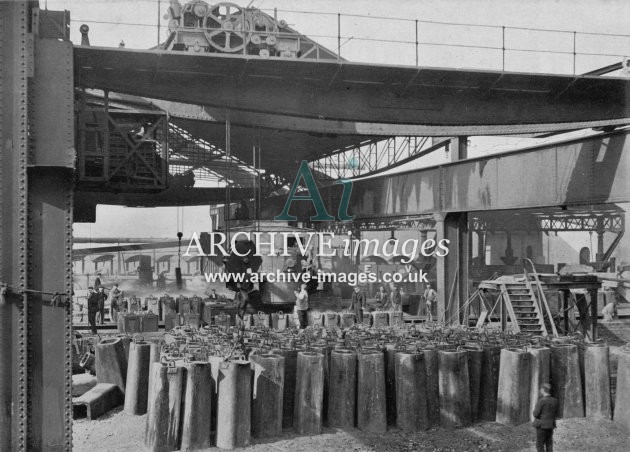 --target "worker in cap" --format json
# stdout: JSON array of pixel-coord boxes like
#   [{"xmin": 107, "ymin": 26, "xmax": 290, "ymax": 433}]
[
  {"xmin": 532, "ymin": 383, "xmax": 558, "ymax": 452},
  {"xmin": 87, "ymin": 287, "xmax": 99, "ymax": 334}
]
